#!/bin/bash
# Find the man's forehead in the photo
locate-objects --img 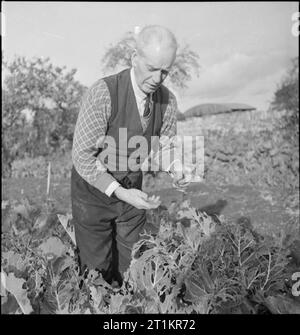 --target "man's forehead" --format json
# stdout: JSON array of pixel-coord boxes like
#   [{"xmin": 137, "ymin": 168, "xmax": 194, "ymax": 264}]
[
  {"xmin": 145, "ymin": 61, "xmax": 172, "ymax": 71},
  {"xmin": 140, "ymin": 49, "xmax": 175, "ymax": 69}
]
